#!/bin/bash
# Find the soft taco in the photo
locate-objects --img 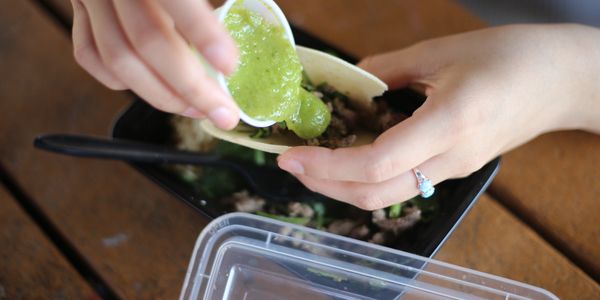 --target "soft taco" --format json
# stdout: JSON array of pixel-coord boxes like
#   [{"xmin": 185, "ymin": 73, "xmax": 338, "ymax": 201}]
[{"xmin": 201, "ymin": 45, "xmax": 394, "ymax": 154}]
